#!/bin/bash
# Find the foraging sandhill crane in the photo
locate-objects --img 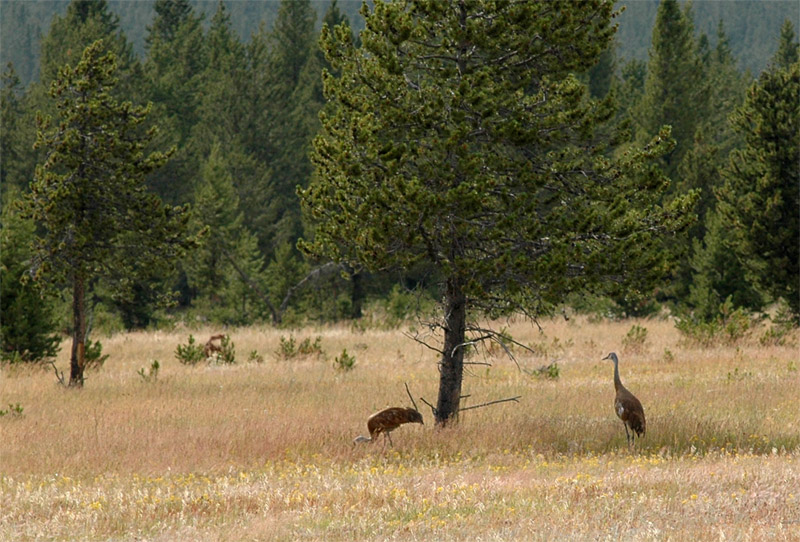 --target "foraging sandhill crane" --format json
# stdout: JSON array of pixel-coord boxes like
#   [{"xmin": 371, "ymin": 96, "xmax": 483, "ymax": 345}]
[
  {"xmin": 603, "ymin": 352, "xmax": 646, "ymax": 447},
  {"xmin": 353, "ymin": 407, "xmax": 424, "ymax": 447}
]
